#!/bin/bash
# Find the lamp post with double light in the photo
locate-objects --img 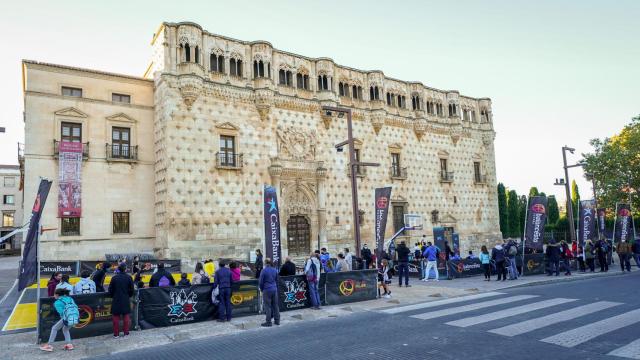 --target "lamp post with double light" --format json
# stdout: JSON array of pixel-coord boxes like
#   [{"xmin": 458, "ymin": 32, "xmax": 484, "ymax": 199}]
[{"xmin": 322, "ymin": 106, "xmax": 379, "ymax": 258}]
